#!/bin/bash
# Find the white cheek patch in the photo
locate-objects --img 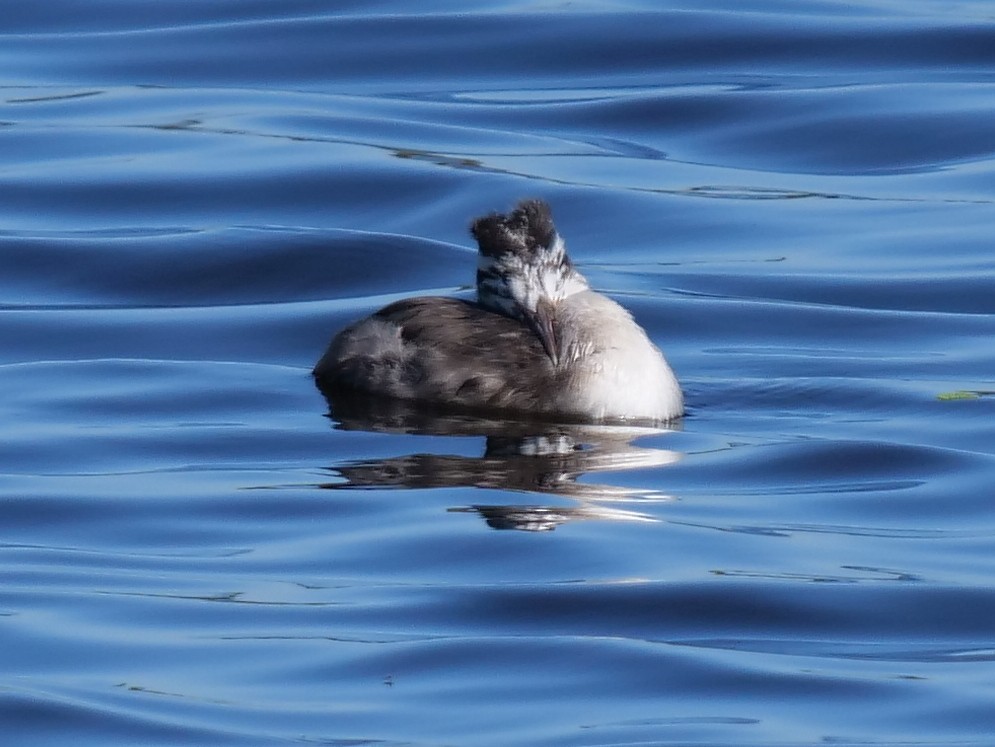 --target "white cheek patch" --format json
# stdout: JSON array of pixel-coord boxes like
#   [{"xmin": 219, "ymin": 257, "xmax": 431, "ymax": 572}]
[
  {"xmin": 535, "ymin": 264, "xmax": 588, "ymax": 303},
  {"xmin": 549, "ymin": 234, "xmax": 566, "ymax": 258},
  {"xmin": 477, "ymin": 232, "xmax": 588, "ymax": 316},
  {"xmin": 507, "ymin": 276, "xmax": 534, "ymax": 312},
  {"xmin": 560, "ymin": 273, "xmax": 590, "ymax": 298}
]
